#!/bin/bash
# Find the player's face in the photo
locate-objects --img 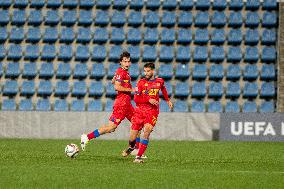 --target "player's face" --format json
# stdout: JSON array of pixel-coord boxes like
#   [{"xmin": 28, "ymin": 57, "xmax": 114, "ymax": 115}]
[
  {"xmin": 120, "ymin": 57, "xmax": 131, "ymax": 70},
  {"xmin": 144, "ymin": 67, "xmax": 154, "ymax": 79}
]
